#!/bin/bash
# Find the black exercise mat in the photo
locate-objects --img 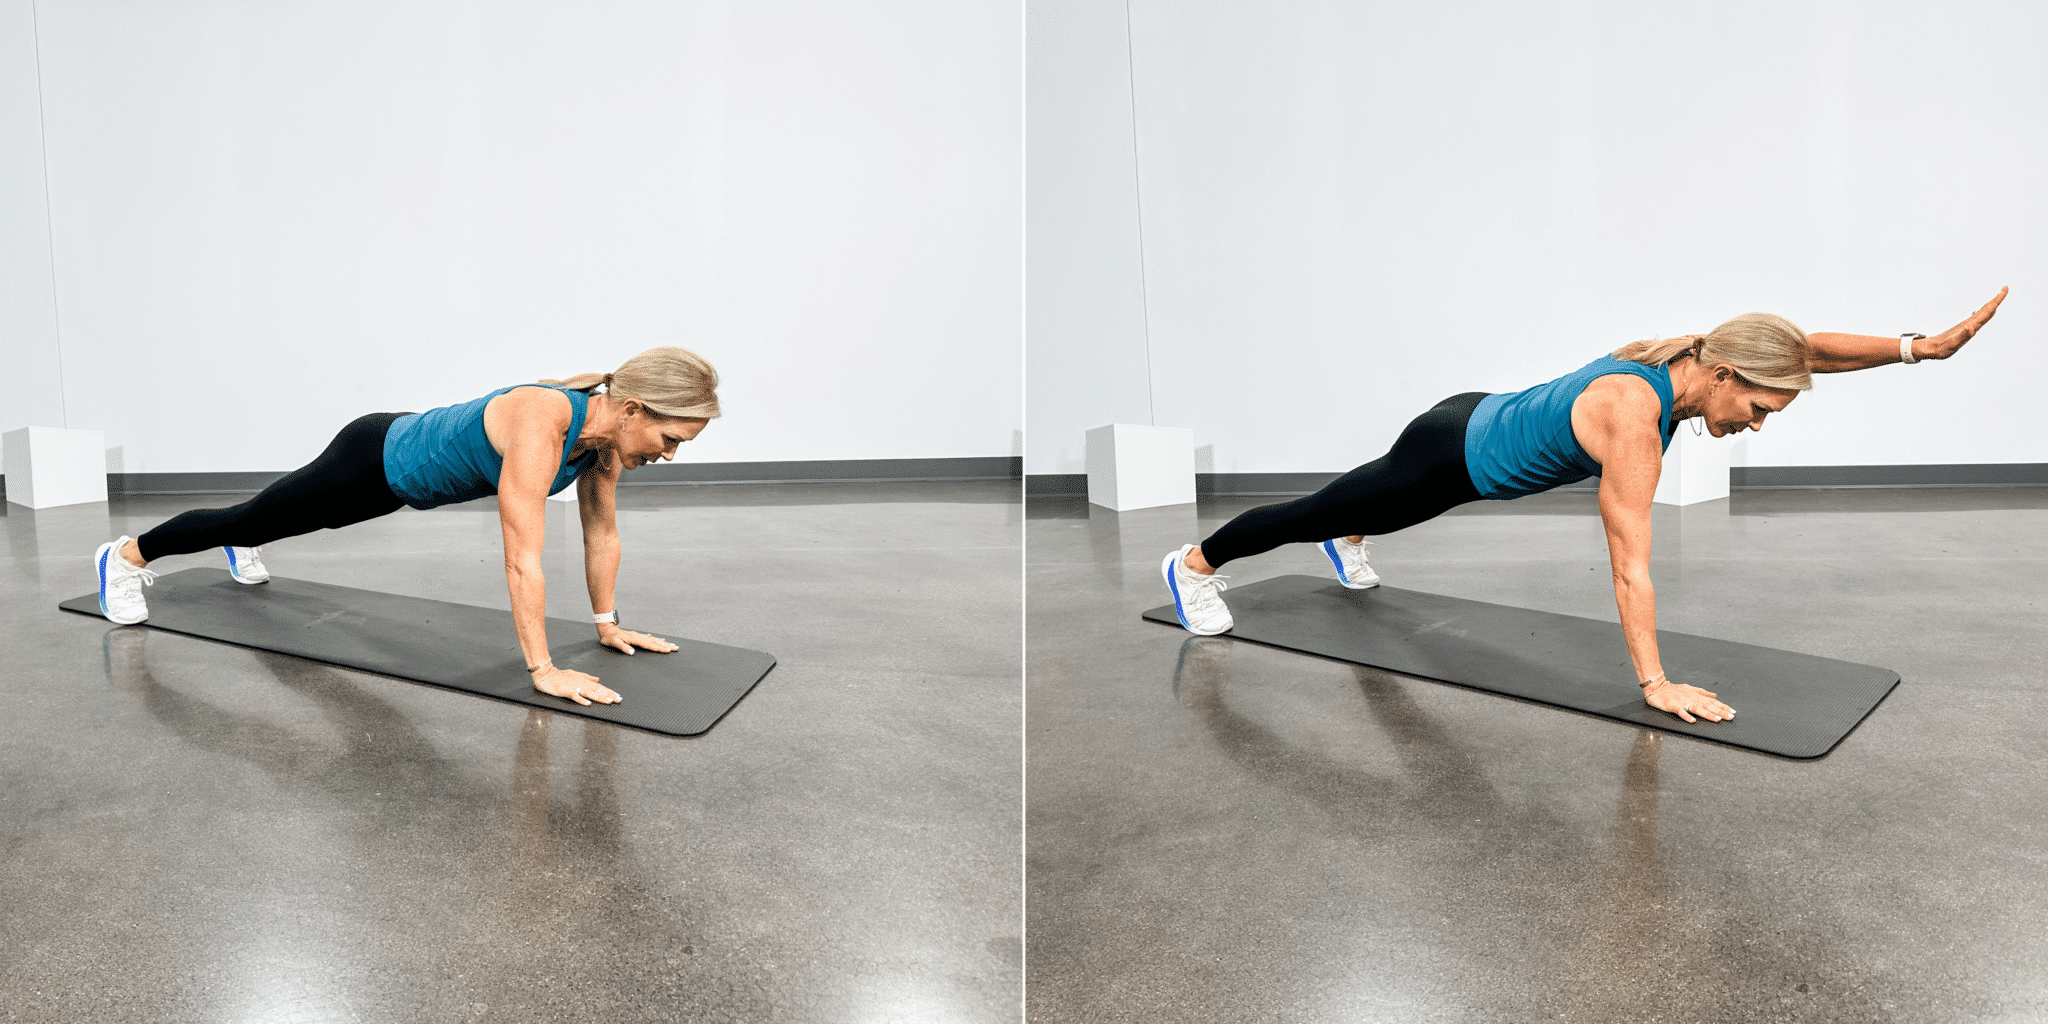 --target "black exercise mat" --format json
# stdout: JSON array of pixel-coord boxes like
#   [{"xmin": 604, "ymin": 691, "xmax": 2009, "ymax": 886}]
[
  {"xmin": 62, "ymin": 568, "xmax": 775, "ymax": 736},
  {"xmin": 1143, "ymin": 575, "xmax": 1899, "ymax": 759}
]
